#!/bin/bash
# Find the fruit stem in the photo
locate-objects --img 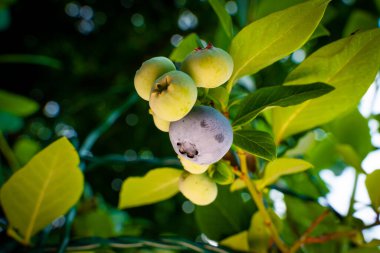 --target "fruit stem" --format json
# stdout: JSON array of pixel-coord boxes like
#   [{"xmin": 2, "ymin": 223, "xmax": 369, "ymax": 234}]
[{"xmin": 237, "ymin": 150, "xmax": 289, "ymax": 253}]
